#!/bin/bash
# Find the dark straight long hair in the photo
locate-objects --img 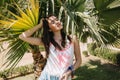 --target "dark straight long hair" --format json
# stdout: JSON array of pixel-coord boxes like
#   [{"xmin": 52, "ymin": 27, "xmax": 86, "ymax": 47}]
[{"xmin": 41, "ymin": 16, "xmax": 71, "ymax": 57}]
